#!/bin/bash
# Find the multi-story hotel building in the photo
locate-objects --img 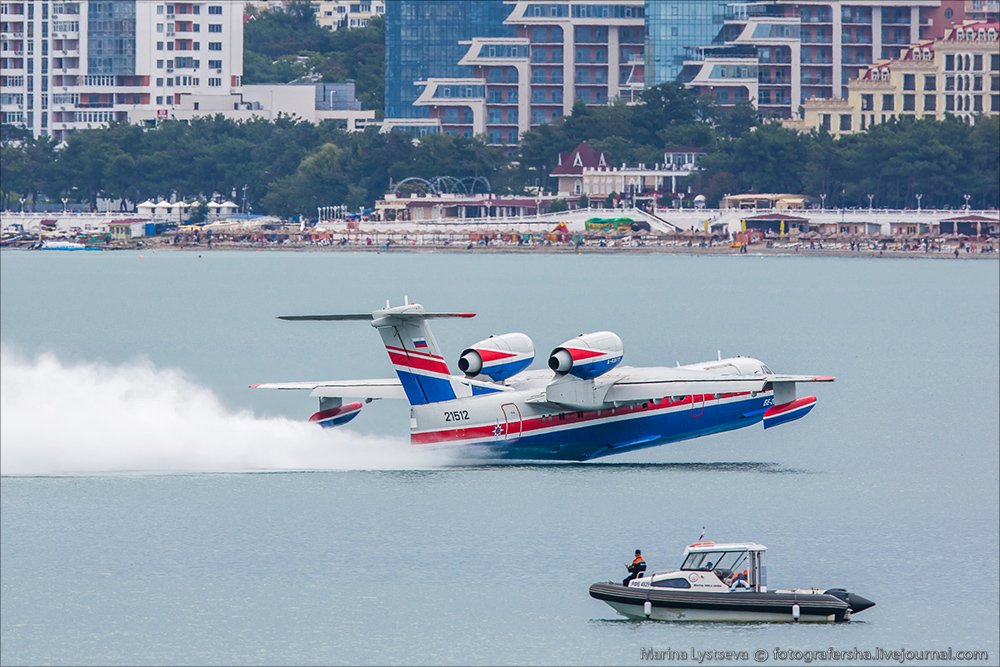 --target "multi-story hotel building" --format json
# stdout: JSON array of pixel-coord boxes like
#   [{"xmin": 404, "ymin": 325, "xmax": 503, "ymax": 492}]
[
  {"xmin": 1, "ymin": 0, "xmax": 244, "ymax": 140},
  {"xmin": 674, "ymin": 1, "xmax": 999, "ymax": 120},
  {"xmin": 384, "ymin": 0, "xmax": 646, "ymax": 149},
  {"xmin": 789, "ymin": 20, "xmax": 999, "ymax": 135}
]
